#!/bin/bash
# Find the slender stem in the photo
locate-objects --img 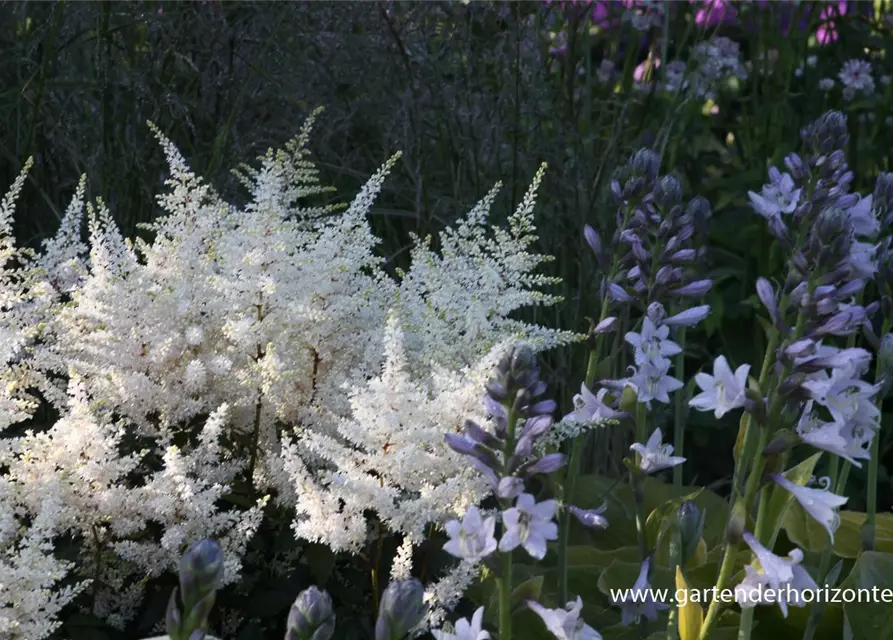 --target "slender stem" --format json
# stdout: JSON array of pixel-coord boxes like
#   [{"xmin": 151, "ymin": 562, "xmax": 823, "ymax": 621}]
[
  {"xmin": 666, "ymin": 531, "xmax": 681, "ymax": 640},
  {"xmin": 737, "ymin": 488, "xmax": 771, "ymax": 640},
  {"xmin": 498, "ymin": 406, "xmax": 520, "ymax": 640}
]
